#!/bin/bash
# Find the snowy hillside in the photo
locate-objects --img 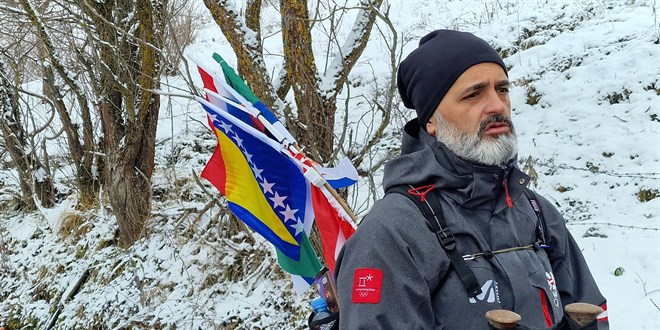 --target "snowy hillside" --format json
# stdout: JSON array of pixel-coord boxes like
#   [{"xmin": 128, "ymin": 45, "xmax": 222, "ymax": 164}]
[{"xmin": 1, "ymin": 0, "xmax": 658, "ymax": 329}]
